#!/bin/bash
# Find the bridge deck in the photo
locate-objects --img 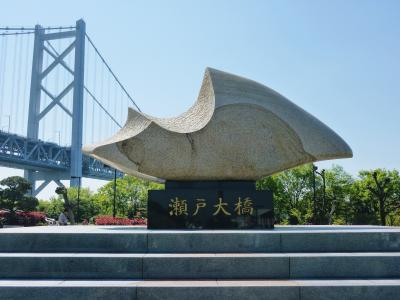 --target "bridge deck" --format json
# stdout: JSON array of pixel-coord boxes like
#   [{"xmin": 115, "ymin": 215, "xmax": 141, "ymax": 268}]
[{"xmin": 0, "ymin": 130, "xmax": 121, "ymax": 180}]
